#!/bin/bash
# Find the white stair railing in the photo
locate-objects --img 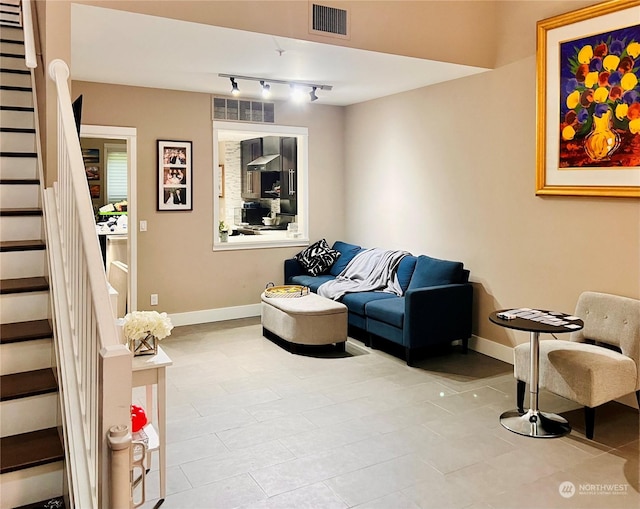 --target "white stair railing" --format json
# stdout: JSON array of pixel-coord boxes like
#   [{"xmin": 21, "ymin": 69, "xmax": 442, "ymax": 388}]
[{"xmin": 45, "ymin": 58, "xmax": 133, "ymax": 509}]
